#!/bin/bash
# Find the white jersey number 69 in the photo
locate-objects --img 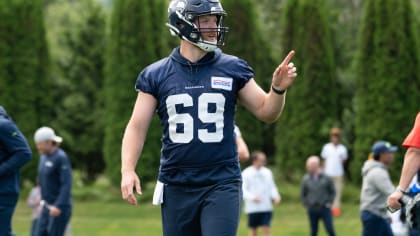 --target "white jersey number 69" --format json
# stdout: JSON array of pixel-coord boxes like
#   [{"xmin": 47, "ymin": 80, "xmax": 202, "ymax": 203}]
[{"xmin": 166, "ymin": 93, "xmax": 225, "ymax": 143}]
